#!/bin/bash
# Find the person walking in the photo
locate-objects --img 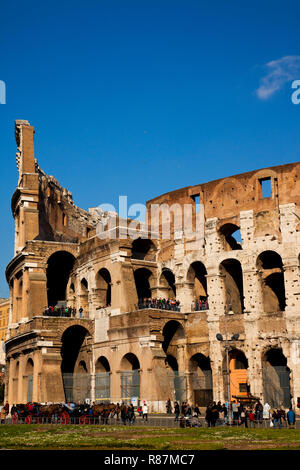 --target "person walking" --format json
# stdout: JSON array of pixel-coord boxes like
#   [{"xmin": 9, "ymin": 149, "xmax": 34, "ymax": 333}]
[
  {"xmin": 255, "ymin": 400, "xmax": 263, "ymax": 423},
  {"xmin": 221, "ymin": 403, "xmax": 228, "ymax": 425},
  {"xmin": 287, "ymin": 407, "xmax": 296, "ymax": 429},
  {"xmin": 210, "ymin": 402, "xmax": 219, "ymax": 427},
  {"xmin": 128, "ymin": 404, "xmax": 135, "ymax": 425},
  {"xmin": 263, "ymin": 402, "xmax": 271, "ymax": 420},
  {"xmin": 174, "ymin": 401, "xmax": 180, "ymax": 422},
  {"xmin": 142, "ymin": 402, "xmax": 148, "ymax": 422},
  {"xmin": 166, "ymin": 398, "xmax": 172, "ymax": 414},
  {"xmin": 240, "ymin": 406, "xmax": 248, "ymax": 428},
  {"xmin": 231, "ymin": 400, "xmax": 239, "ymax": 425},
  {"xmin": 3, "ymin": 401, "xmax": 9, "ymax": 415},
  {"xmin": 205, "ymin": 404, "xmax": 213, "ymax": 427}
]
